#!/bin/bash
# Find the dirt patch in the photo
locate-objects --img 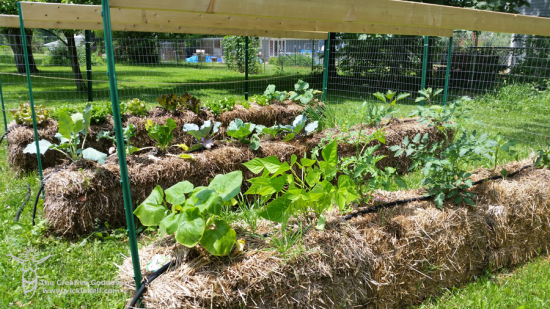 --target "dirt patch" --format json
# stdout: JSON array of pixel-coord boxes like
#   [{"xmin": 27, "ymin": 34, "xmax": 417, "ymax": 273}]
[{"xmin": 118, "ymin": 162, "xmax": 550, "ymax": 309}]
